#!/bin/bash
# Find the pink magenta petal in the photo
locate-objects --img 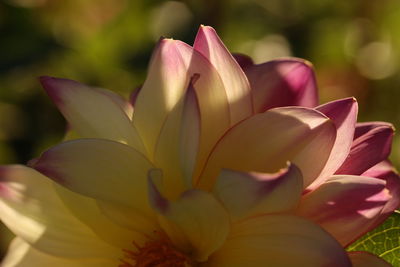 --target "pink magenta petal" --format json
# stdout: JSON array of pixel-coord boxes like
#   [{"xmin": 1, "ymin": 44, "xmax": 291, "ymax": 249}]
[
  {"xmin": 348, "ymin": 251, "xmax": 391, "ymax": 267},
  {"xmin": 214, "ymin": 163, "xmax": 303, "ymax": 220},
  {"xmin": 198, "ymin": 107, "xmax": 336, "ymax": 190},
  {"xmin": 244, "ymin": 58, "xmax": 318, "ymax": 113},
  {"xmin": 232, "ymin": 53, "xmax": 254, "ymax": 69},
  {"xmin": 362, "ymin": 160, "xmax": 400, "ymax": 224},
  {"xmin": 297, "ymin": 175, "xmax": 391, "ymax": 246},
  {"xmin": 194, "ymin": 25, "xmax": 253, "ymax": 123},
  {"xmin": 335, "ymin": 123, "xmax": 394, "ymax": 175},
  {"xmin": 307, "ymin": 98, "xmax": 358, "ymax": 190},
  {"xmin": 40, "ymin": 77, "xmax": 145, "ymax": 154}
]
